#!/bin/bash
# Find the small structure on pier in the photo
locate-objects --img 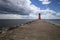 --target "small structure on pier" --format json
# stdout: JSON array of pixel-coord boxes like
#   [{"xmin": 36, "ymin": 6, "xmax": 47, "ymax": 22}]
[{"xmin": 38, "ymin": 13, "xmax": 41, "ymax": 20}]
